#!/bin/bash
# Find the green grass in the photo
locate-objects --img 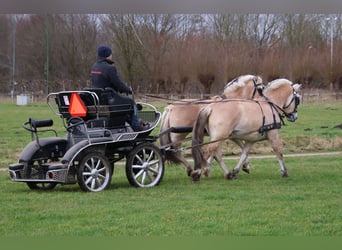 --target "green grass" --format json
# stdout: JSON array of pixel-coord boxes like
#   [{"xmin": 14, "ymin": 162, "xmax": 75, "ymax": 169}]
[
  {"xmin": 0, "ymin": 99, "xmax": 341, "ymax": 236},
  {"xmin": 0, "ymin": 155, "xmax": 341, "ymax": 236}
]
